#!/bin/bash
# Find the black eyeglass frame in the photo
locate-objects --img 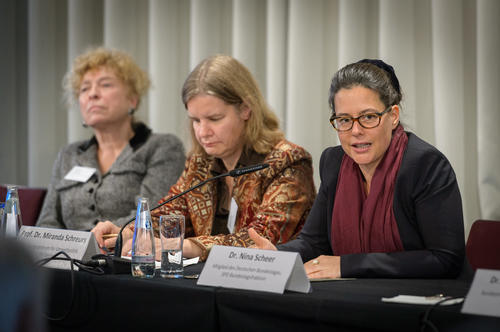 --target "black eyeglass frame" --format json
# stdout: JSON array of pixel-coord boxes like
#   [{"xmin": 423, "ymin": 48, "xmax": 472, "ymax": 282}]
[{"xmin": 329, "ymin": 105, "xmax": 393, "ymax": 132}]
